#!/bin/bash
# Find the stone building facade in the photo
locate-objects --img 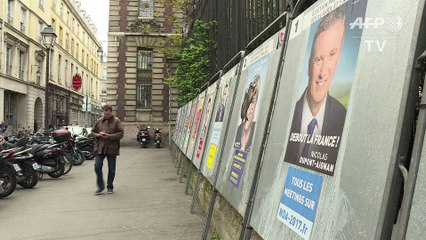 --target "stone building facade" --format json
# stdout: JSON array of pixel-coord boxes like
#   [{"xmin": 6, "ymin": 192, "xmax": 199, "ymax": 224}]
[
  {"xmin": 107, "ymin": 0, "xmax": 181, "ymax": 142},
  {"xmin": 0, "ymin": 0, "xmax": 102, "ymax": 132}
]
